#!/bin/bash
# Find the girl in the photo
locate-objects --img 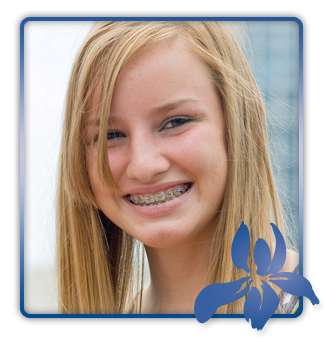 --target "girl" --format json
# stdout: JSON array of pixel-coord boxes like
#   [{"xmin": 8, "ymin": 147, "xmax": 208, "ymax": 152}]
[{"xmin": 56, "ymin": 21, "xmax": 298, "ymax": 314}]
